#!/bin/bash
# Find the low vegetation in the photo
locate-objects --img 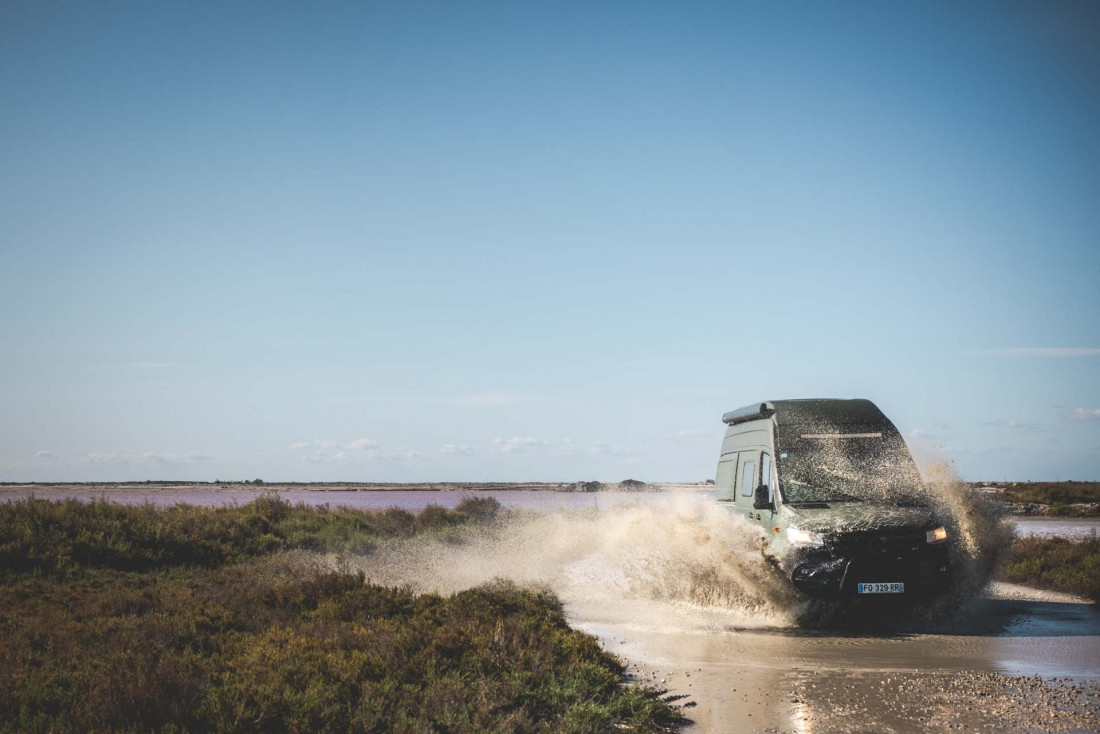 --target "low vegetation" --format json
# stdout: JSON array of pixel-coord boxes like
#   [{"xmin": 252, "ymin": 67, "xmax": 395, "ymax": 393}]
[
  {"xmin": 998, "ymin": 533, "xmax": 1100, "ymax": 601},
  {"xmin": 998, "ymin": 481, "xmax": 1100, "ymax": 506},
  {"xmin": 0, "ymin": 494, "xmax": 501, "ymax": 578},
  {"xmin": 978, "ymin": 481, "xmax": 1100, "ymax": 516},
  {"xmin": 0, "ymin": 497, "xmax": 685, "ymax": 733}
]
